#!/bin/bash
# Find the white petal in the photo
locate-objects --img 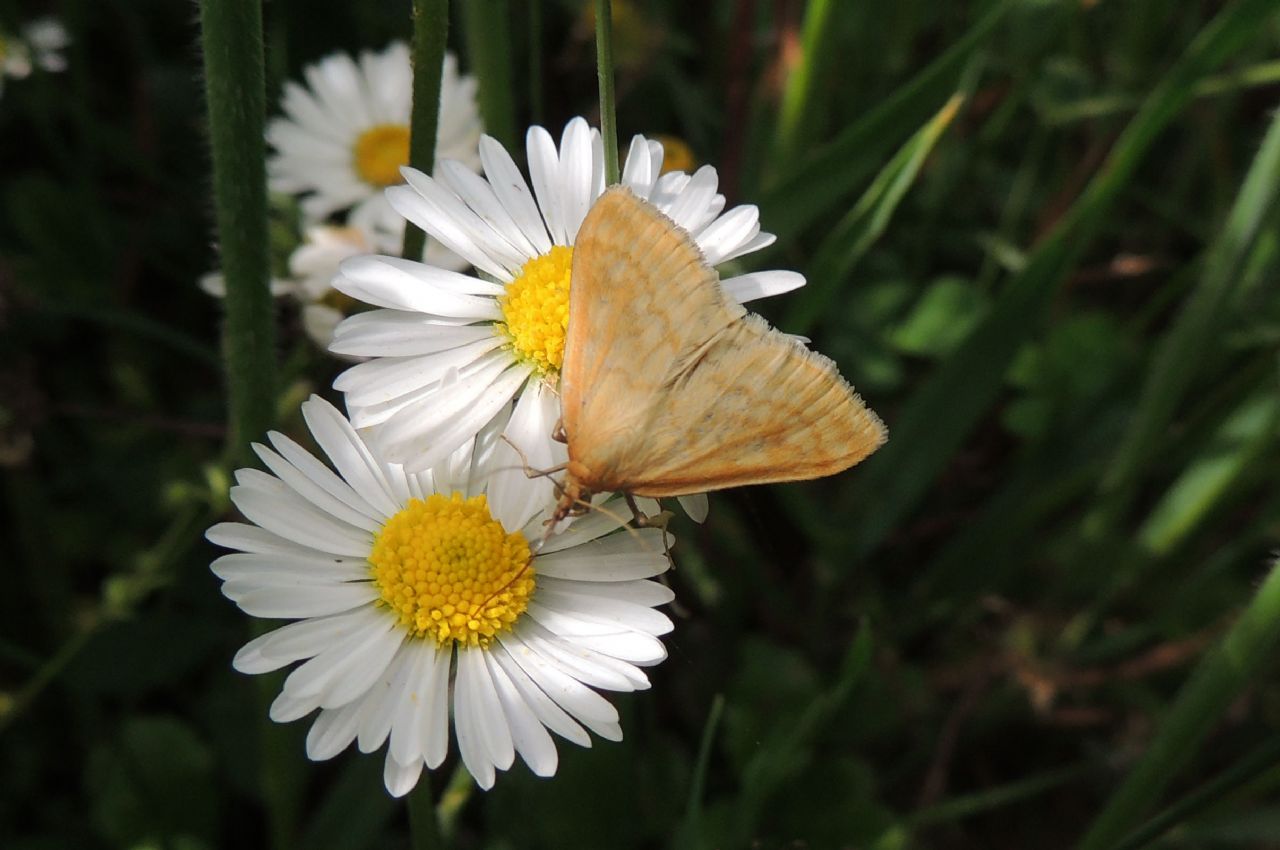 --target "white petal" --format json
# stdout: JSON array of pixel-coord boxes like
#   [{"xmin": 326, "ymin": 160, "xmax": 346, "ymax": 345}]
[
  {"xmin": 484, "ymin": 652, "xmax": 558, "ymax": 776},
  {"xmin": 621, "ymin": 135, "xmax": 654, "ymax": 195},
  {"xmin": 306, "ymin": 699, "xmax": 364, "ymax": 761},
  {"xmin": 375, "ymin": 359, "xmax": 531, "ymax": 472},
  {"xmin": 270, "ymin": 691, "xmax": 319, "ymax": 723},
  {"xmin": 533, "ymin": 530, "xmax": 670, "ymax": 581},
  {"xmin": 496, "ymin": 631, "xmax": 623, "ymax": 739},
  {"xmin": 383, "ymin": 752, "xmax": 424, "ymax": 798},
  {"xmin": 281, "ymin": 609, "xmax": 395, "ymax": 702},
  {"xmin": 536, "ymin": 509, "xmax": 630, "ymax": 554},
  {"xmin": 332, "ymin": 311, "xmax": 495, "ymax": 359},
  {"xmin": 479, "ymin": 135, "xmax": 552, "ymax": 254},
  {"xmin": 386, "ymin": 182, "xmax": 511, "ymax": 281},
  {"xmin": 558, "ymin": 118, "xmax": 596, "ymax": 242},
  {"xmin": 207, "ymin": 521, "xmax": 315, "ymax": 557},
  {"xmin": 252, "ymin": 442, "xmax": 381, "ymax": 532},
  {"xmin": 267, "ymin": 431, "xmax": 386, "ymax": 523},
  {"xmin": 513, "ymin": 621, "xmax": 641, "ymax": 691},
  {"xmin": 335, "ymin": 253, "xmax": 503, "ymax": 317},
  {"xmin": 229, "ymin": 582, "xmax": 377, "ymax": 619},
  {"xmin": 526, "ymin": 125, "xmax": 565, "ymax": 244},
  {"xmin": 720, "ymin": 270, "xmax": 806, "ymax": 304},
  {"xmin": 562, "ymin": 630, "xmax": 668, "ymax": 666},
  {"xmin": 388, "ymin": 642, "xmax": 449, "ymax": 767},
  {"xmin": 490, "ymin": 644, "xmax": 591, "ymax": 746},
  {"xmin": 232, "ymin": 610, "xmax": 371, "ymax": 673},
  {"xmin": 229, "ymin": 482, "xmax": 371, "ymax": 557},
  {"xmin": 399, "ymin": 167, "xmax": 528, "ymax": 273},
  {"xmin": 437, "ymin": 158, "xmax": 540, "ymax": 259},
  {"xmin": 211, "ymin": 552, "xmax": 369, "ymax": 584},
  {"xmin": 678, "ymin": 493, "xmax": 710, "ymax": 523},
  {"xmin": 454, "ymin": 650, "xmax": 505, "ymax": 789},
  {"xmin": 664, "ymin": 165, "xmax": 721, "ymax": 233},
  {"xmin": 485, "ymin": 380, "xmax": 566, "ymax": 533},
  {"xmin": 357, "ymin": 641, "xmax": 417, "ymax": 753},
  {"xmin": 301, "ymin": 396, "xmax": 401, "ymax": 518},
  {"xmin": 334, "ymin": 336, "xmax": 504, "ymax": 406}
]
